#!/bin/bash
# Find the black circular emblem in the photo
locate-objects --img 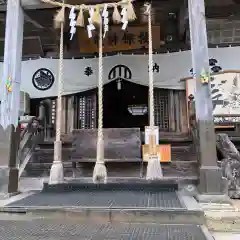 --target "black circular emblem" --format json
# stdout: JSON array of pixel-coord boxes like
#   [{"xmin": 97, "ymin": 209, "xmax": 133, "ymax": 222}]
[
  {"xmin": 108, "ymin": 65, "xmax": 132, "ymax": 81},
  {"xmin": 32, "ymin": 68, "xmax": 54, "ymax": 91}
]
